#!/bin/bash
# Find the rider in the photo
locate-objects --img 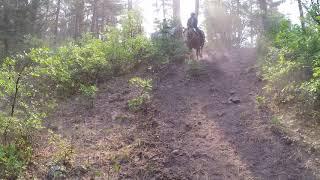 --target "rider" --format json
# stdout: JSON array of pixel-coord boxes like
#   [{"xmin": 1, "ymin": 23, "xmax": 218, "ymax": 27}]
[{"xmin": 187, "ymin": 13, "xmax": 204, "ymax": 43}]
